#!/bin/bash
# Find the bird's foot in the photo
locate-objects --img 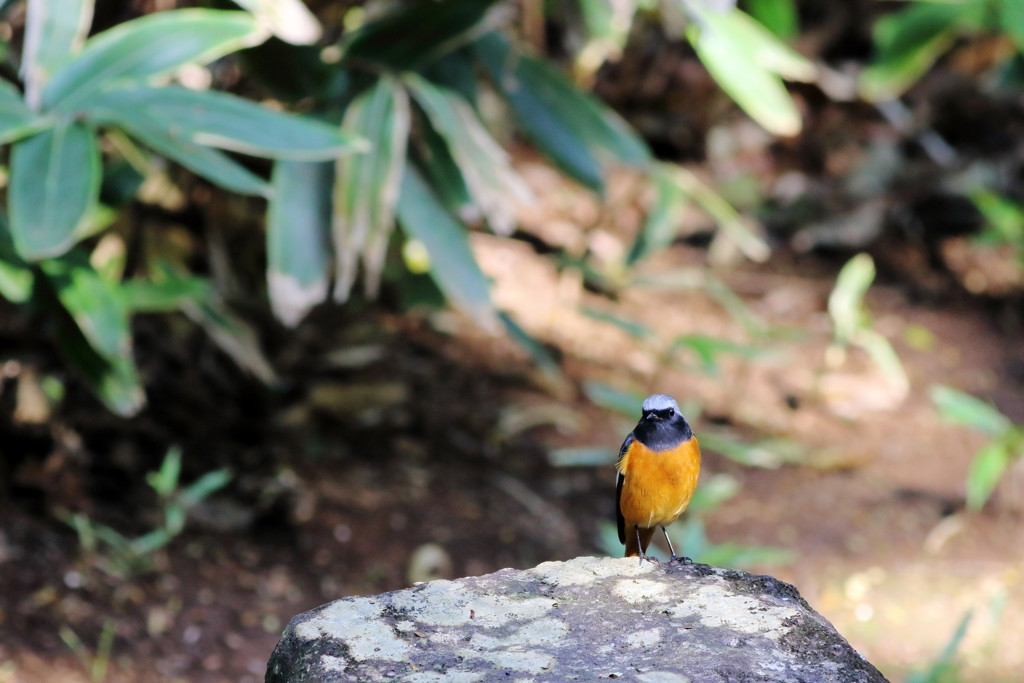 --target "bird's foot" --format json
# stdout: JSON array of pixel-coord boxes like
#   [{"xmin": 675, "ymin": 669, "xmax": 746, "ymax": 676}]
[
  {"xmin": 637, "ymin": 552, "xmax": 660, "ymax": 566},
  {"xmin": 670, "ymin": 554, "xmax": 694, "ymax": 565}
]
